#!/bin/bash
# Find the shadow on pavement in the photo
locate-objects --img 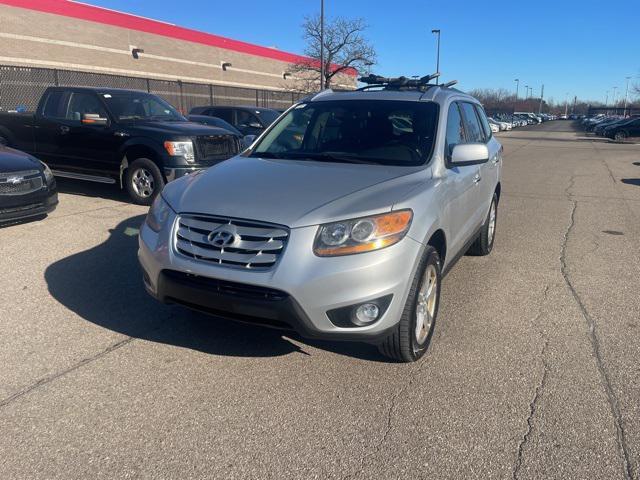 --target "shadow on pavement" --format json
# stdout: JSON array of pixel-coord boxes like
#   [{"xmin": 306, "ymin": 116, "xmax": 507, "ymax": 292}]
[
  {"xmin": 54, "ymin": 177, "xmax": 129, "ymax": 203},
  {"xmin": 632, "ymin": 162, "xmax": 640, "ymax": 166},
  {"xmin": 621, "ymin": 179, "xmax": 640, "ymax": 187},
  {"xmin": 44, "ymin": 214, "xmax": 382, "ymax": 361}
]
